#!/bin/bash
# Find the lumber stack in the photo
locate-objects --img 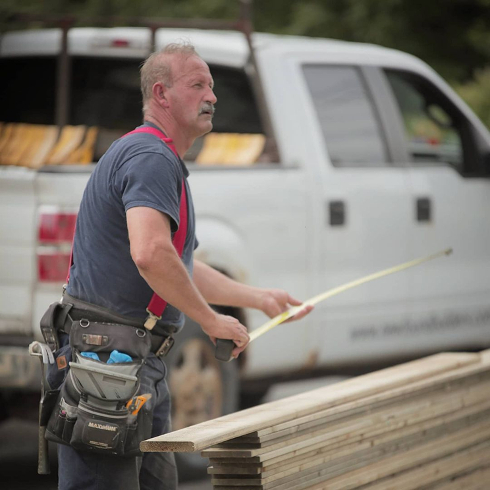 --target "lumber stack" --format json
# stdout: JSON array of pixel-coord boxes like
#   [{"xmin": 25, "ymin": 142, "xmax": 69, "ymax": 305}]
[
  {"xmin": 195, "ymin": 133, "xmax": 265, "ymax": 165},
  {"xmin": 142, "ymin": 350, "xmax": 490, "ymax": 489},
  {"xmin": 0, "ymin": 123, "xmax": 98, "ymax": 167}
]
